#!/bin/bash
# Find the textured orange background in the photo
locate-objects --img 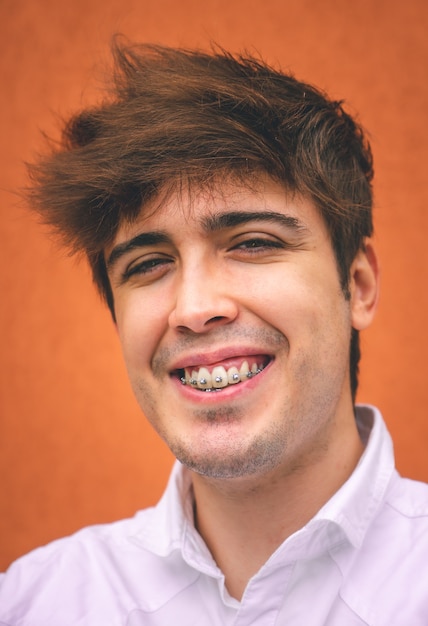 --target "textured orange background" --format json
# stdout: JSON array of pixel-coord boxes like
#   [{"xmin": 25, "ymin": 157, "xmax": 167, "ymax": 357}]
[{"xmin": 0, "ymin": 0, "xmax": 427, "ymax": 570}]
